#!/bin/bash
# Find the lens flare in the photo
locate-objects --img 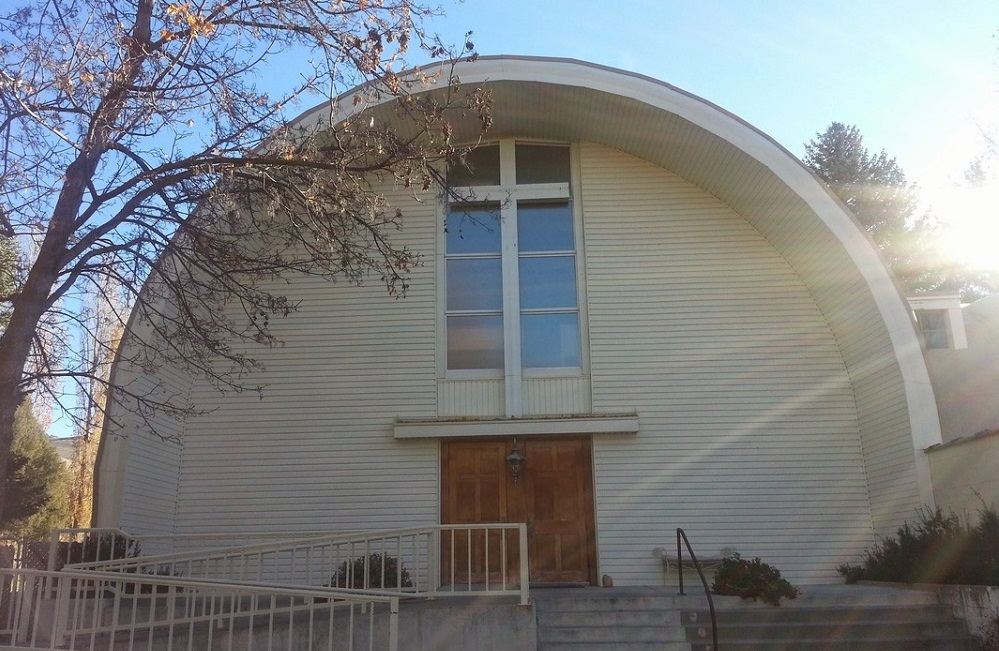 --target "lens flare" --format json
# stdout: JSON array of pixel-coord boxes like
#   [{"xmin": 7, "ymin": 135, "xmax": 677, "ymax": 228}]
[{"xmin": 926, "ymin": 183, "xmax": 999, "ymax": 274}]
